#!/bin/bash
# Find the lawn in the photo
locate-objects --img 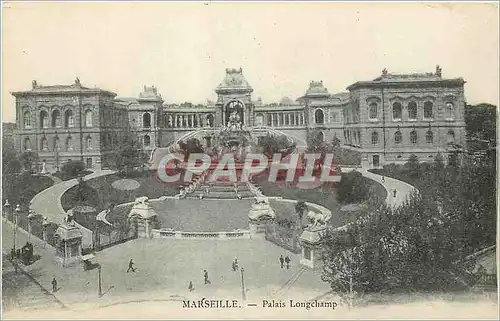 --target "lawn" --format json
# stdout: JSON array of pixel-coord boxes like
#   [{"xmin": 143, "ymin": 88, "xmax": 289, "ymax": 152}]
[
  {"xmin": 61, "ymin": 171, "xmax": 182, "ymax": 213},
  {"xmin": 255, "ymin": 175, "xmax": 387, "ymax": 227}
]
